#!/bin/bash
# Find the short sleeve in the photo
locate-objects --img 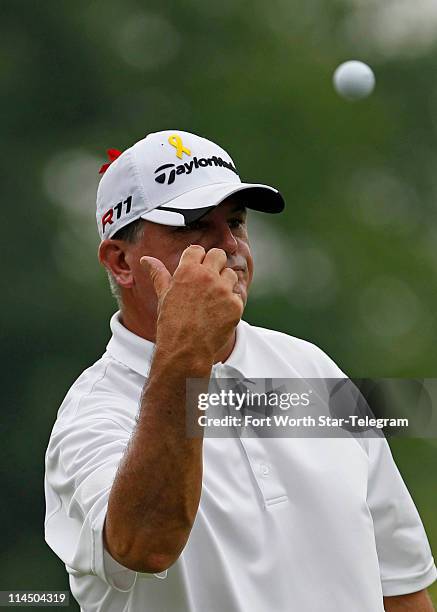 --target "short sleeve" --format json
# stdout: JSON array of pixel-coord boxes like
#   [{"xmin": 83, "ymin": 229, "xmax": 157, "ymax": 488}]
[
  {"xmin": 366, "ymin": 437, "xmax": 437, "ymax": 596},
  {"xmin": 45, "ymin": 413, "xmax": 167, "ymax": 592}
]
